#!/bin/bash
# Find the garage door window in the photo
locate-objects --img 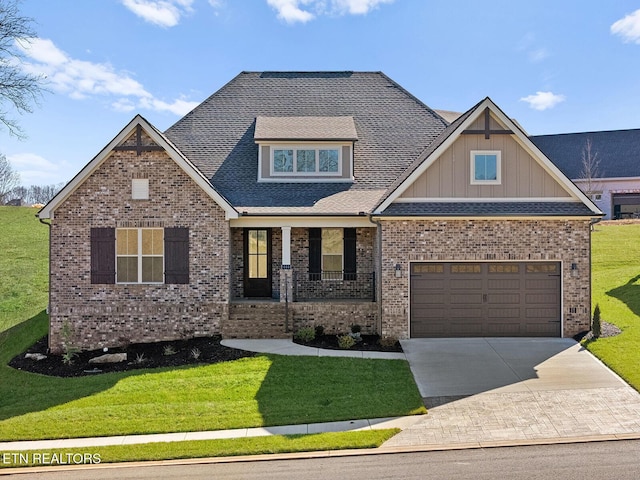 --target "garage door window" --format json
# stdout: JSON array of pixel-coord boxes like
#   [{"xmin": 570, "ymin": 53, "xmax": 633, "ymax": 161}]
[
  {"xmin": 451, "ymin": 264, "xmax": 481, "ymax": 273},
  {"xmin": 489, "ymin": 264, "xmax": 520, "ymax": 273},
  {"xmin": 526, "ymin": 263, "xmax": 558, "ymax": 273}
]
